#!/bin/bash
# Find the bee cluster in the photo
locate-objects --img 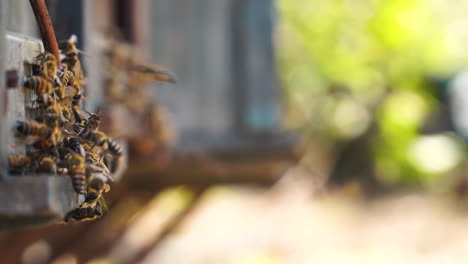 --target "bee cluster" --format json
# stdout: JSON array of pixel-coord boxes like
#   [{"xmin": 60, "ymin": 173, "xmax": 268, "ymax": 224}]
[{"xmin": 7, "ymin": 37, "xmax": 123, "ymax": 222}]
